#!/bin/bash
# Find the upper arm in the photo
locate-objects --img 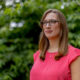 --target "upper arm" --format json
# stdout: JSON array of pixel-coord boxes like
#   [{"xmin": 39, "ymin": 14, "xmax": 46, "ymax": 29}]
[{"xmin": 70, "ymin": 56, "xmax": 80, "ymax": 80}]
